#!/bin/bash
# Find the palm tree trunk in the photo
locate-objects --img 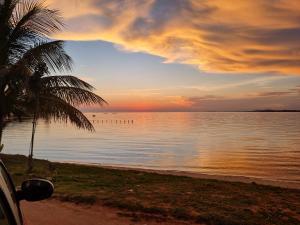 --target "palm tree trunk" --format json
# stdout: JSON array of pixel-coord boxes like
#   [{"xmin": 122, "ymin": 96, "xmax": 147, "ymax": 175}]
[
  {"xmin": 0, "ymin": 115, "xmax": 4, "ymax": 152},
  {"xmin": 0, "ymin": 123, "xmax": 3, "ymax": 152},
  {"xmin": 0, "ymin": 87, "xmax": 5, "ymax": 152},
  {"xmin": 28, "ymin": 93, "xmax": 40, "ymax": 172},
  {"xmin": 28, "ymin": 112, "xmax": 37, "ymax": 172}
]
